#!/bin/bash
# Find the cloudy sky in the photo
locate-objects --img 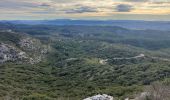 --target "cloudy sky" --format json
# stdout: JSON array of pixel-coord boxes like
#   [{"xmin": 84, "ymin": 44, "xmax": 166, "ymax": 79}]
[{"xmin": 0, "ymin": 0, "xmax": 170, "ymax": 20}]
